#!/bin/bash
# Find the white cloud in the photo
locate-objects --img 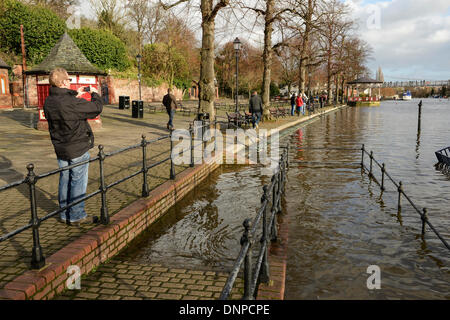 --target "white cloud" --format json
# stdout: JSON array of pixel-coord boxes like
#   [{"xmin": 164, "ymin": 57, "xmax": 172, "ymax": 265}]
[{"xmin": 347, "ymin": 0, "xmax": 450, "ymax": 81}]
